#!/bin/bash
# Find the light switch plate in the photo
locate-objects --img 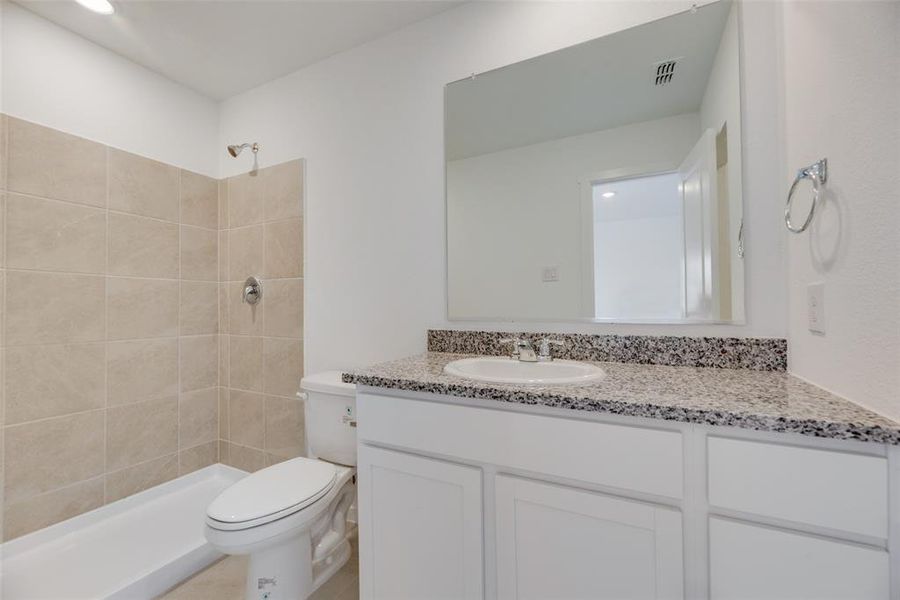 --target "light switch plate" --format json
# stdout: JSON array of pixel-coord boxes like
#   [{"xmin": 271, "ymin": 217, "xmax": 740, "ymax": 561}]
[
  {"xmin": 542, "ymin": 266, "xmax": 559, "ymax": 283},
  {"xmin": 807, "ymin": 283, "xmax": 826, "ymax": 334}
]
